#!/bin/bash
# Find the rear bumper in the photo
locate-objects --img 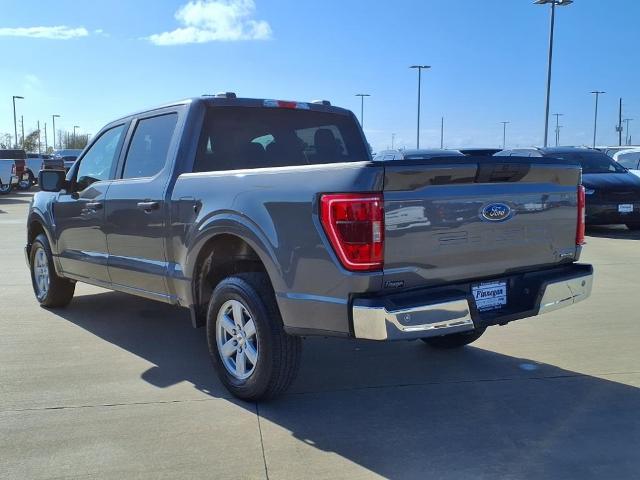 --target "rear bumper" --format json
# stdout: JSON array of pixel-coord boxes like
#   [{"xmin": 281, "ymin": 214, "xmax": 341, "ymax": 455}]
[
  {"xmin": 352, "ymin": 263, "xmax": 593, "ymax": 341},
  {"xmin": 586, "ymin": 202, "xmax": 640, "ymax": 225}
]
